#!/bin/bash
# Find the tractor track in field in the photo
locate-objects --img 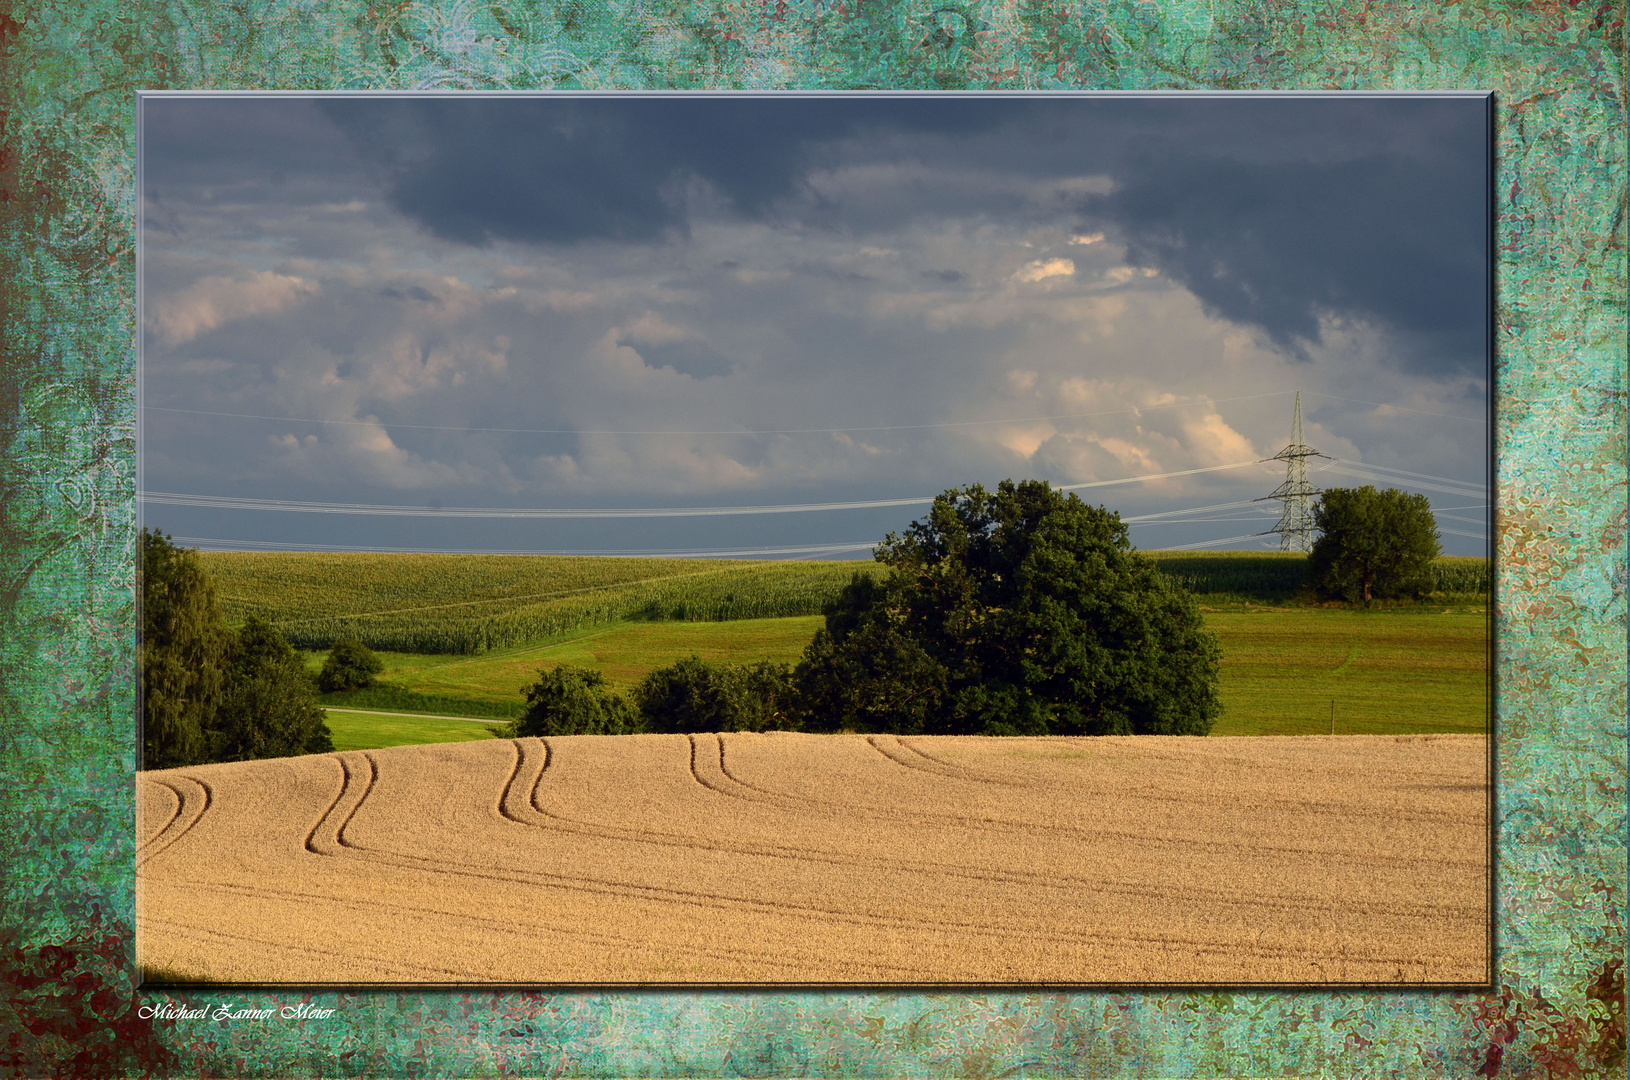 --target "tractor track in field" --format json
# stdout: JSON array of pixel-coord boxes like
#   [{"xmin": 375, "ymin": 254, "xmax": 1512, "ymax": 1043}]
[{"xmin": 137, "ymin": 733, "xmax": 1489, "ymax": 984}]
